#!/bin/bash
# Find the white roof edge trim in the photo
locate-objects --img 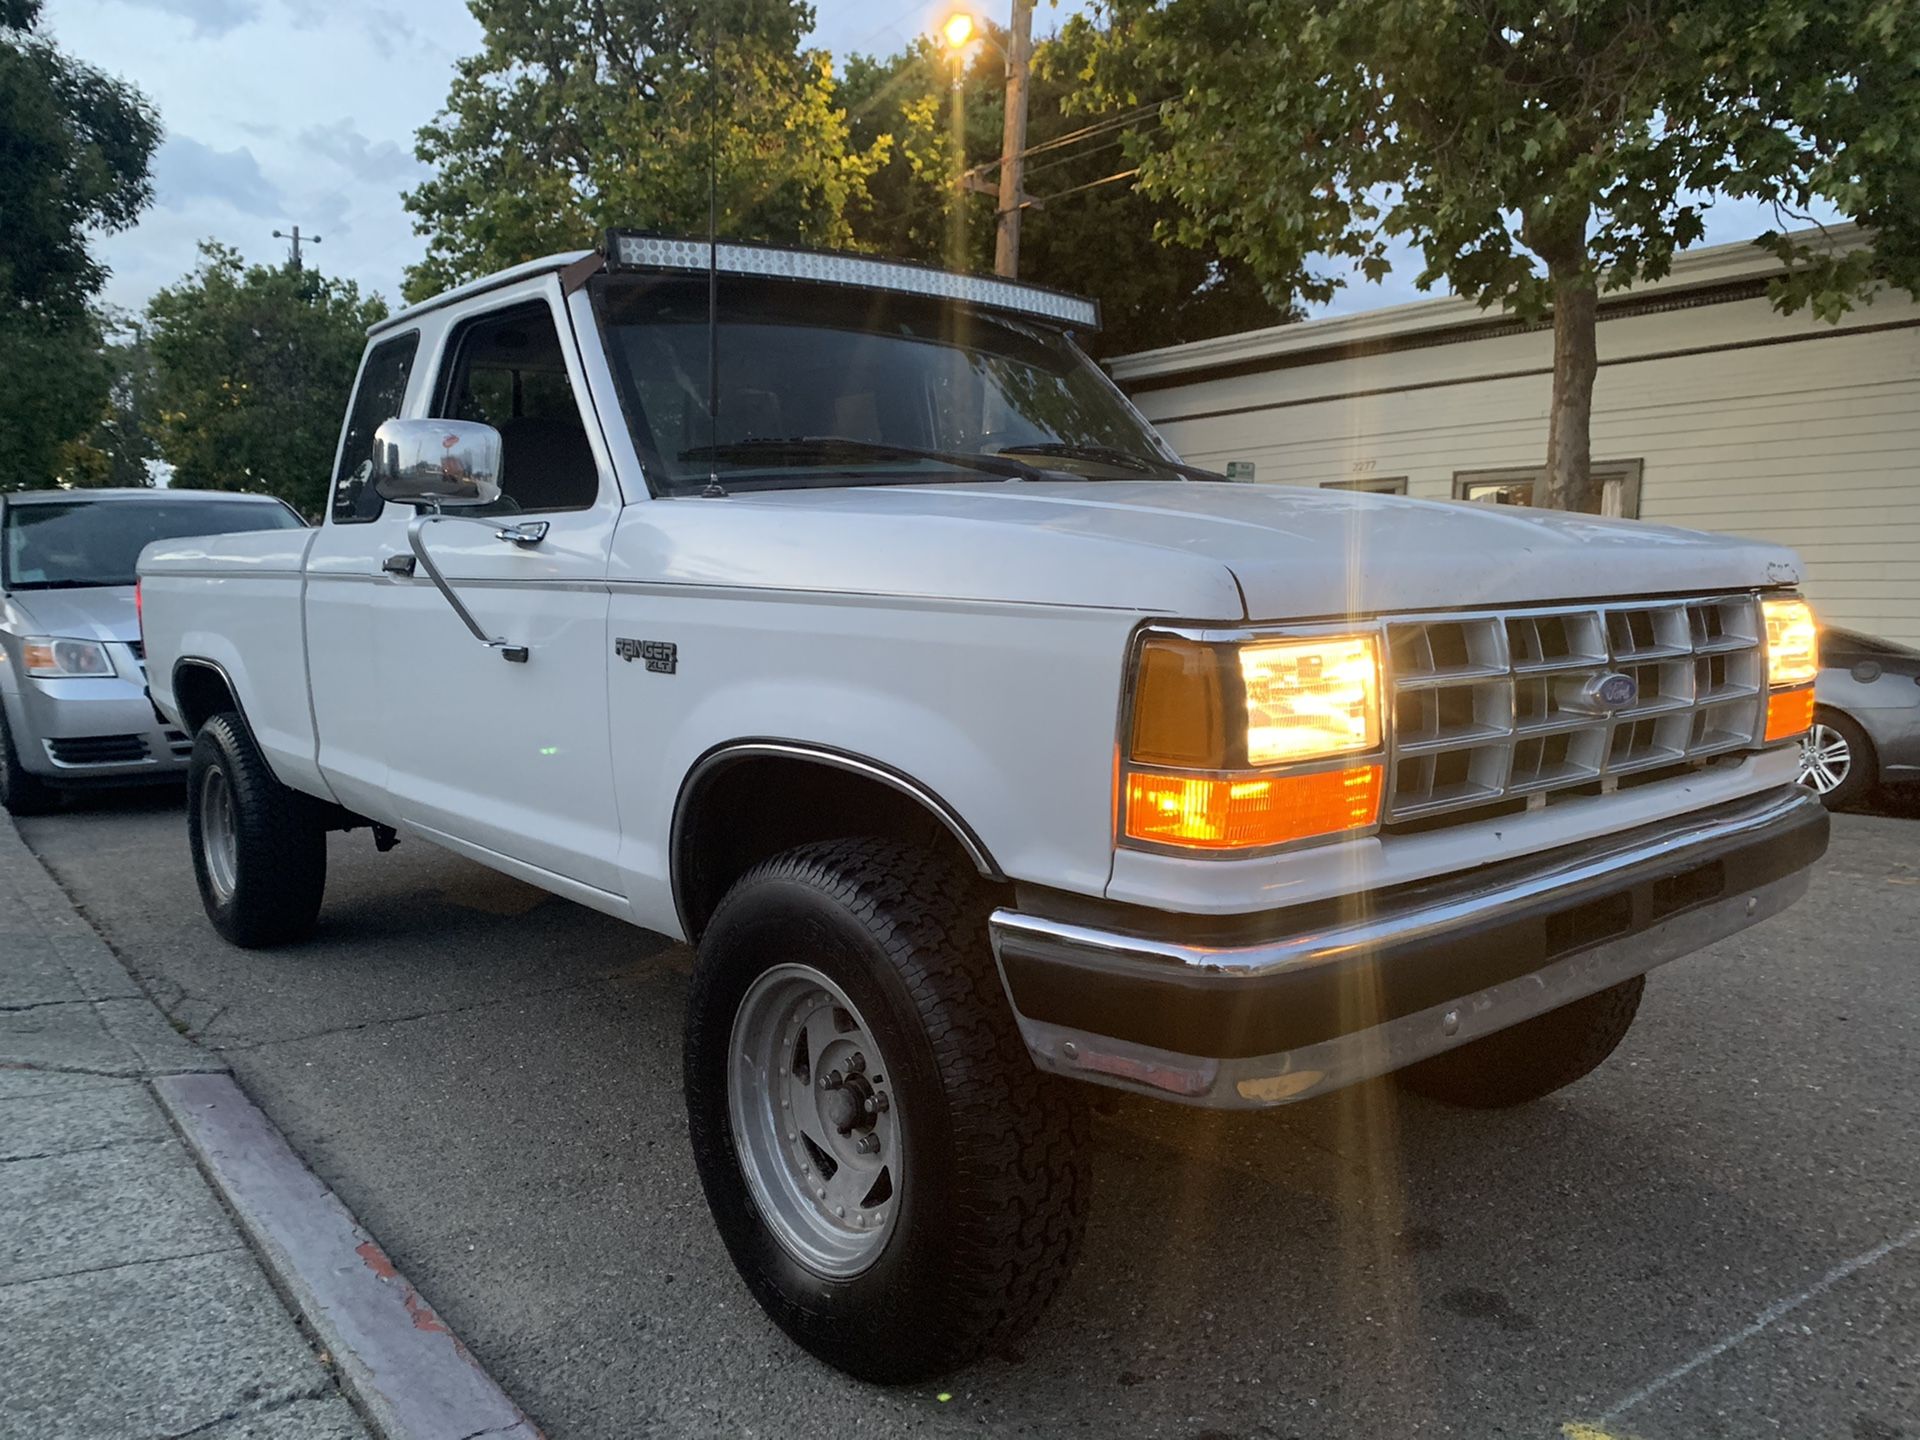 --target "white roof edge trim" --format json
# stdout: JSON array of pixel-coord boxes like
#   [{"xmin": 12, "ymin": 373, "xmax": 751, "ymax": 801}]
[
  {"xmin": 606, "ymin": 233, "xmax": 1101, "ymax": 330},
  {"xmin": 1108, "ymin": 222, "xmax": 1868, "ymax": 380},
  {"xmin": 368, "ymin": 252, "xmax": 593, "ymax": 336}
]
